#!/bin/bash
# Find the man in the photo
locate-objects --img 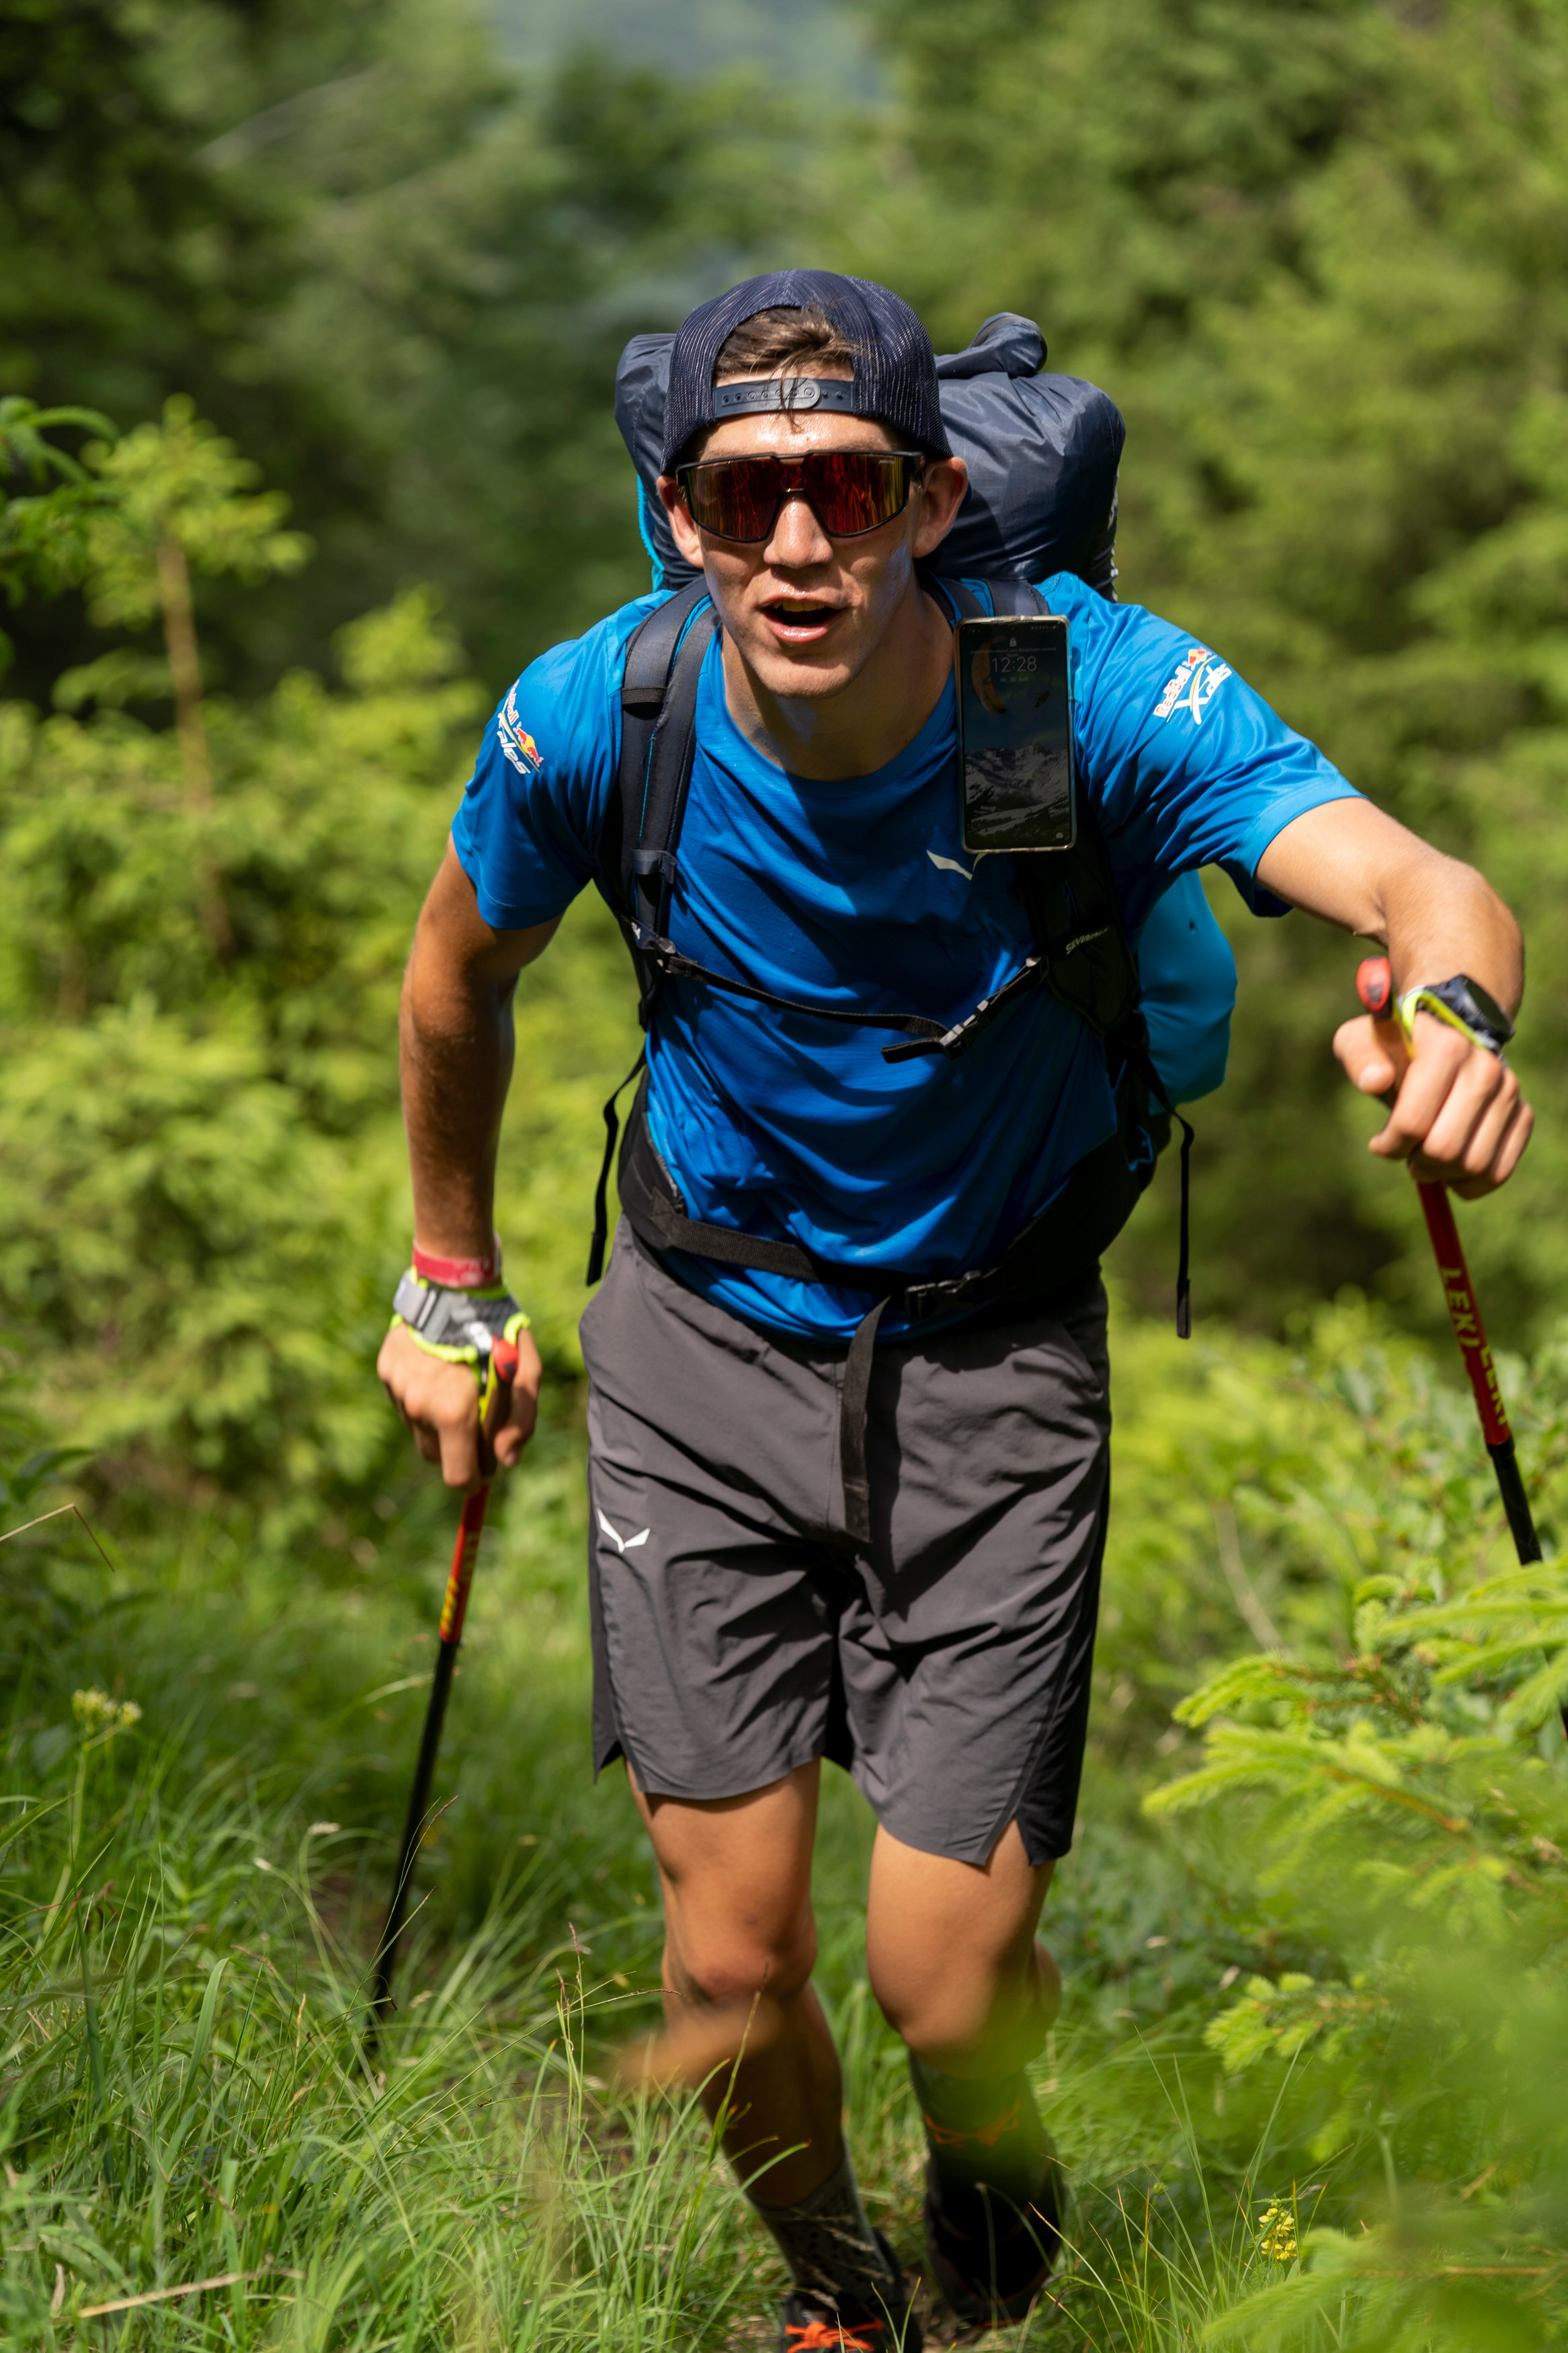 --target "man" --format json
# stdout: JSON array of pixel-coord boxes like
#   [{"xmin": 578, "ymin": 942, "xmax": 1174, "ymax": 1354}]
[{"xmin": 378, "ymin": 271, "xmax": 1530, "ymax": 2350}]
